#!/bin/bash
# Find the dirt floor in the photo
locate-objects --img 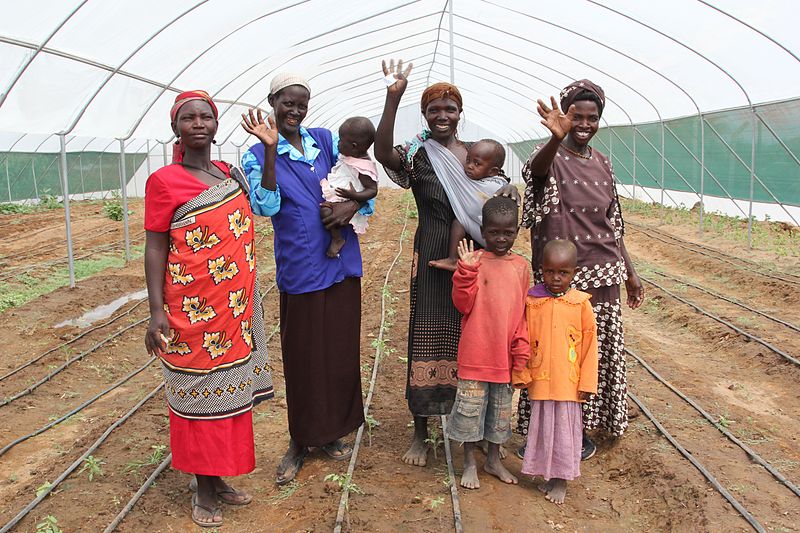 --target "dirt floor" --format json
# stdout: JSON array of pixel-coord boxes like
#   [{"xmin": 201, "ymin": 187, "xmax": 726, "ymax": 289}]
[{"xmin": 0, "ymin": 190, "xmax": 798, "ymax": 532}]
